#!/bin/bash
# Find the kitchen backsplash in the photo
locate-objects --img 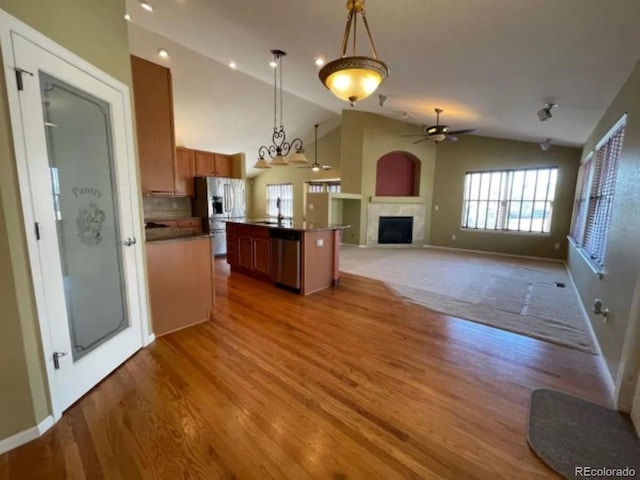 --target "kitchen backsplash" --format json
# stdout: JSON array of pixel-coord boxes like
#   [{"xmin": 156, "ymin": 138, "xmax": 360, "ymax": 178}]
[{"xmin": 143, "ymin": 196, "xmax": 192, "ymax": 220}]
